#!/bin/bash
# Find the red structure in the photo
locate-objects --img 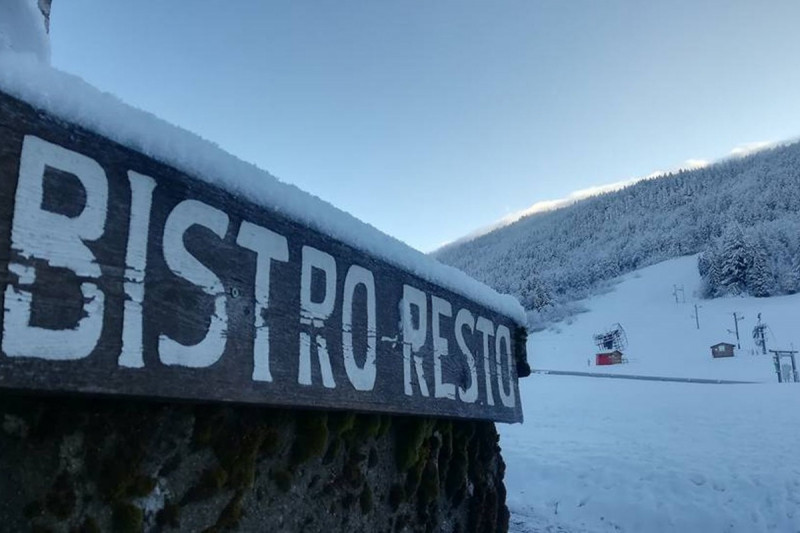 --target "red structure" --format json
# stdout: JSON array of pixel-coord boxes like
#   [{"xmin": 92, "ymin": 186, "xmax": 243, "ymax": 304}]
[
  {"xmin": 710, "ymin": 342, "xmax": 735, "ymax": 358},
  {"xmin": 596, "ymin": 350, "xmax": 624, "ymax": 366}
]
